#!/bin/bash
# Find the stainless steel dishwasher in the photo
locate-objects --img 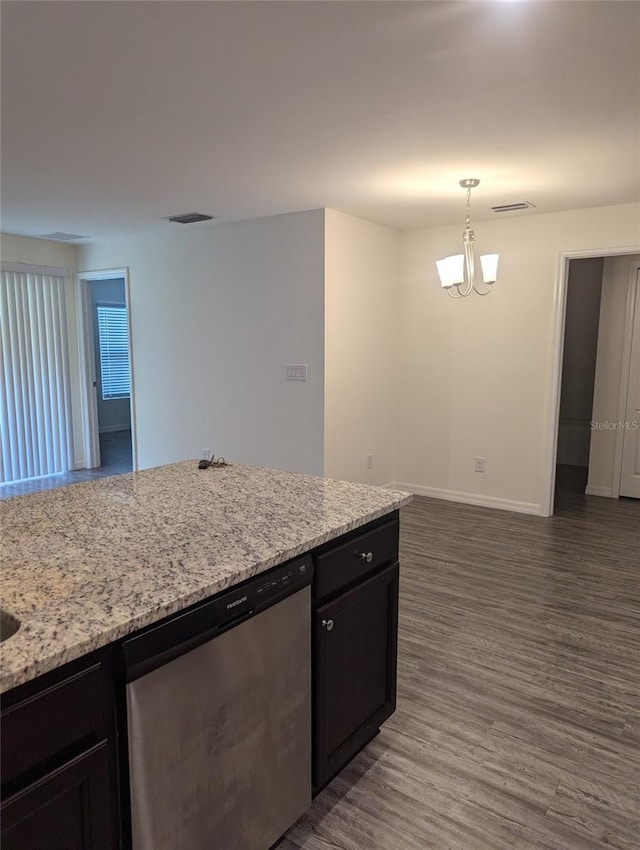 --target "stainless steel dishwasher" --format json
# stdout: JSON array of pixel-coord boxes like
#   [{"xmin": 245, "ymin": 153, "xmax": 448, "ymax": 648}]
[{"xmin": 121, "ymin": 555, "xmax": 312, "ymax": 850}]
